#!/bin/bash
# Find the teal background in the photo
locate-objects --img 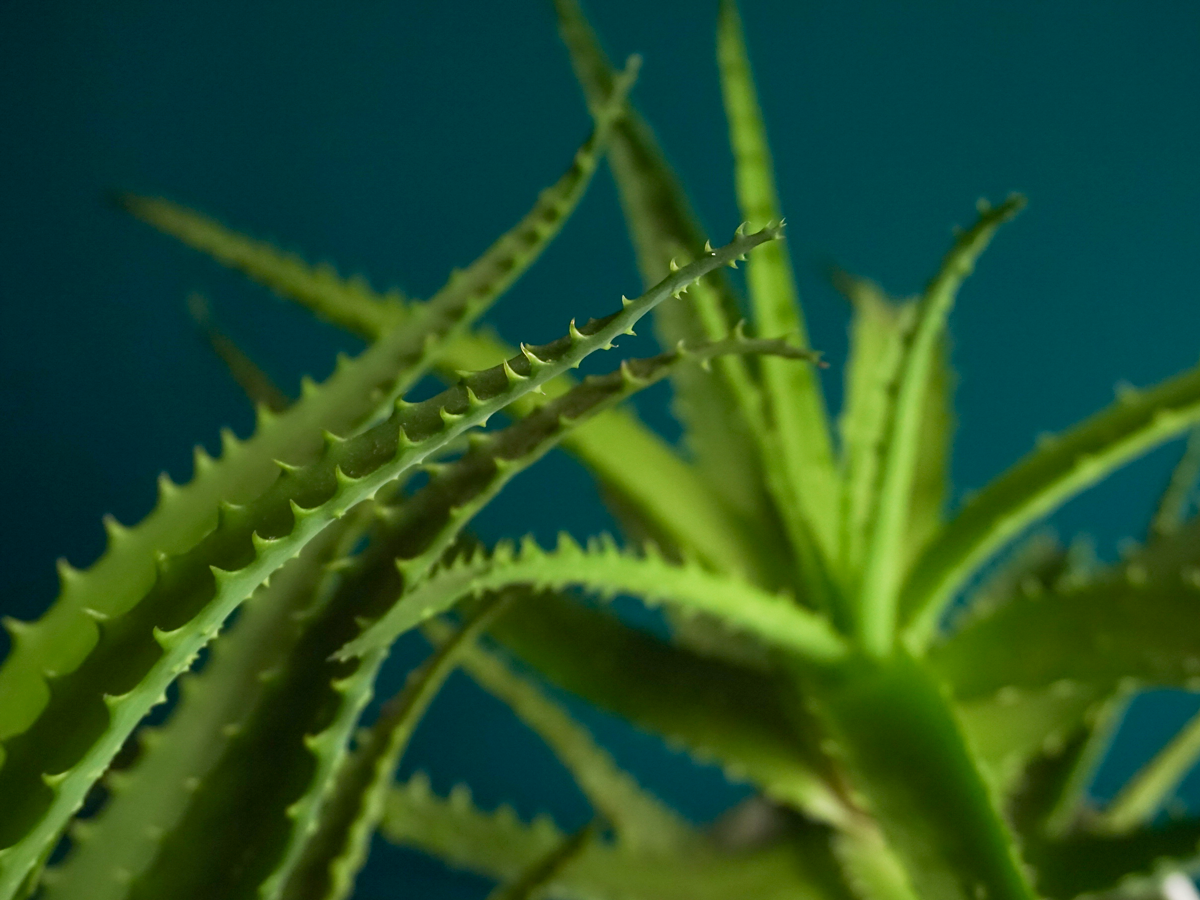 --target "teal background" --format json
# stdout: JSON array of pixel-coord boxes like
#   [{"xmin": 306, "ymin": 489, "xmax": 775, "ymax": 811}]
[{"xmin": 1, "ymin": 1, "xmax": 1198, "ymax": 896}]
